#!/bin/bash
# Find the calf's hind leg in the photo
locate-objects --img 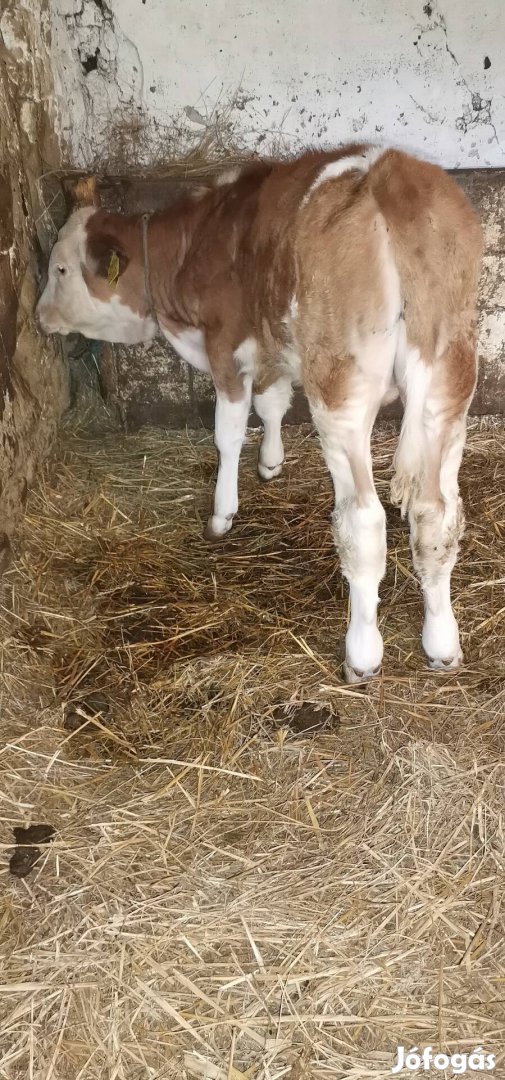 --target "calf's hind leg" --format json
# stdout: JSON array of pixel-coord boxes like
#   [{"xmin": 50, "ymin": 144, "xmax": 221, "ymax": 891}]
[
  {"xmin": 253, "ymin": 375, "xmax": 293, "ymax": 480},
  {"xmin": 392, "ymin": 340, "xmax": 476, "ymax": 669},
  {"xmin": 309, "ymin": 371, "xmax": 389, "ymax": 684}
]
